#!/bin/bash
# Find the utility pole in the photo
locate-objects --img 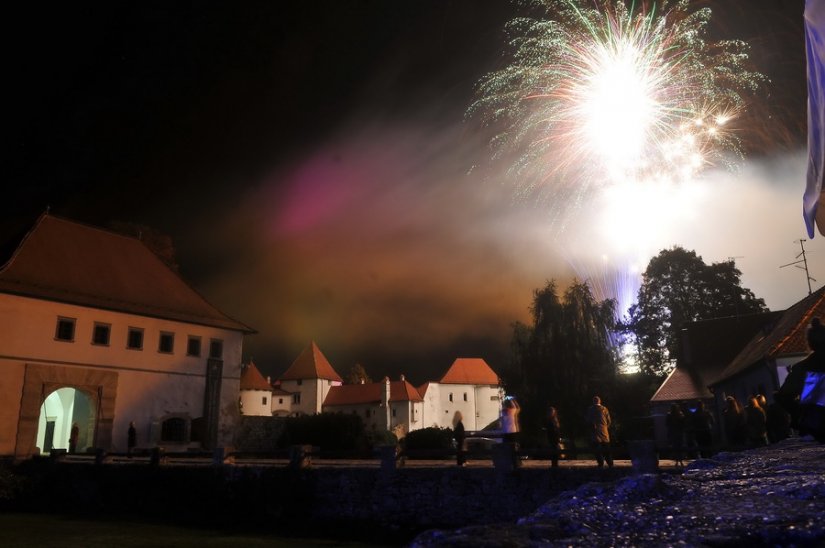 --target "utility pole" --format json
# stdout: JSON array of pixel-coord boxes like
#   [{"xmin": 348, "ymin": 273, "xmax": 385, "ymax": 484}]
[{"xmin": 780, "ymin": 239, "xmax": 815, "ymax": 295}]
